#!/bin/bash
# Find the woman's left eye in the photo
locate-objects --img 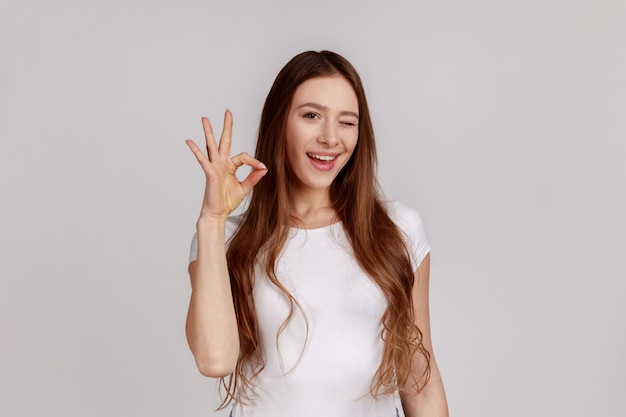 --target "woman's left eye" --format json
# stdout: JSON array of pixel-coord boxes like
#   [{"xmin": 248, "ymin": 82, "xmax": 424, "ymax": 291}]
[{"xmin": 341, "ymin": 121, "xmax": 357, "ymax": 126}]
